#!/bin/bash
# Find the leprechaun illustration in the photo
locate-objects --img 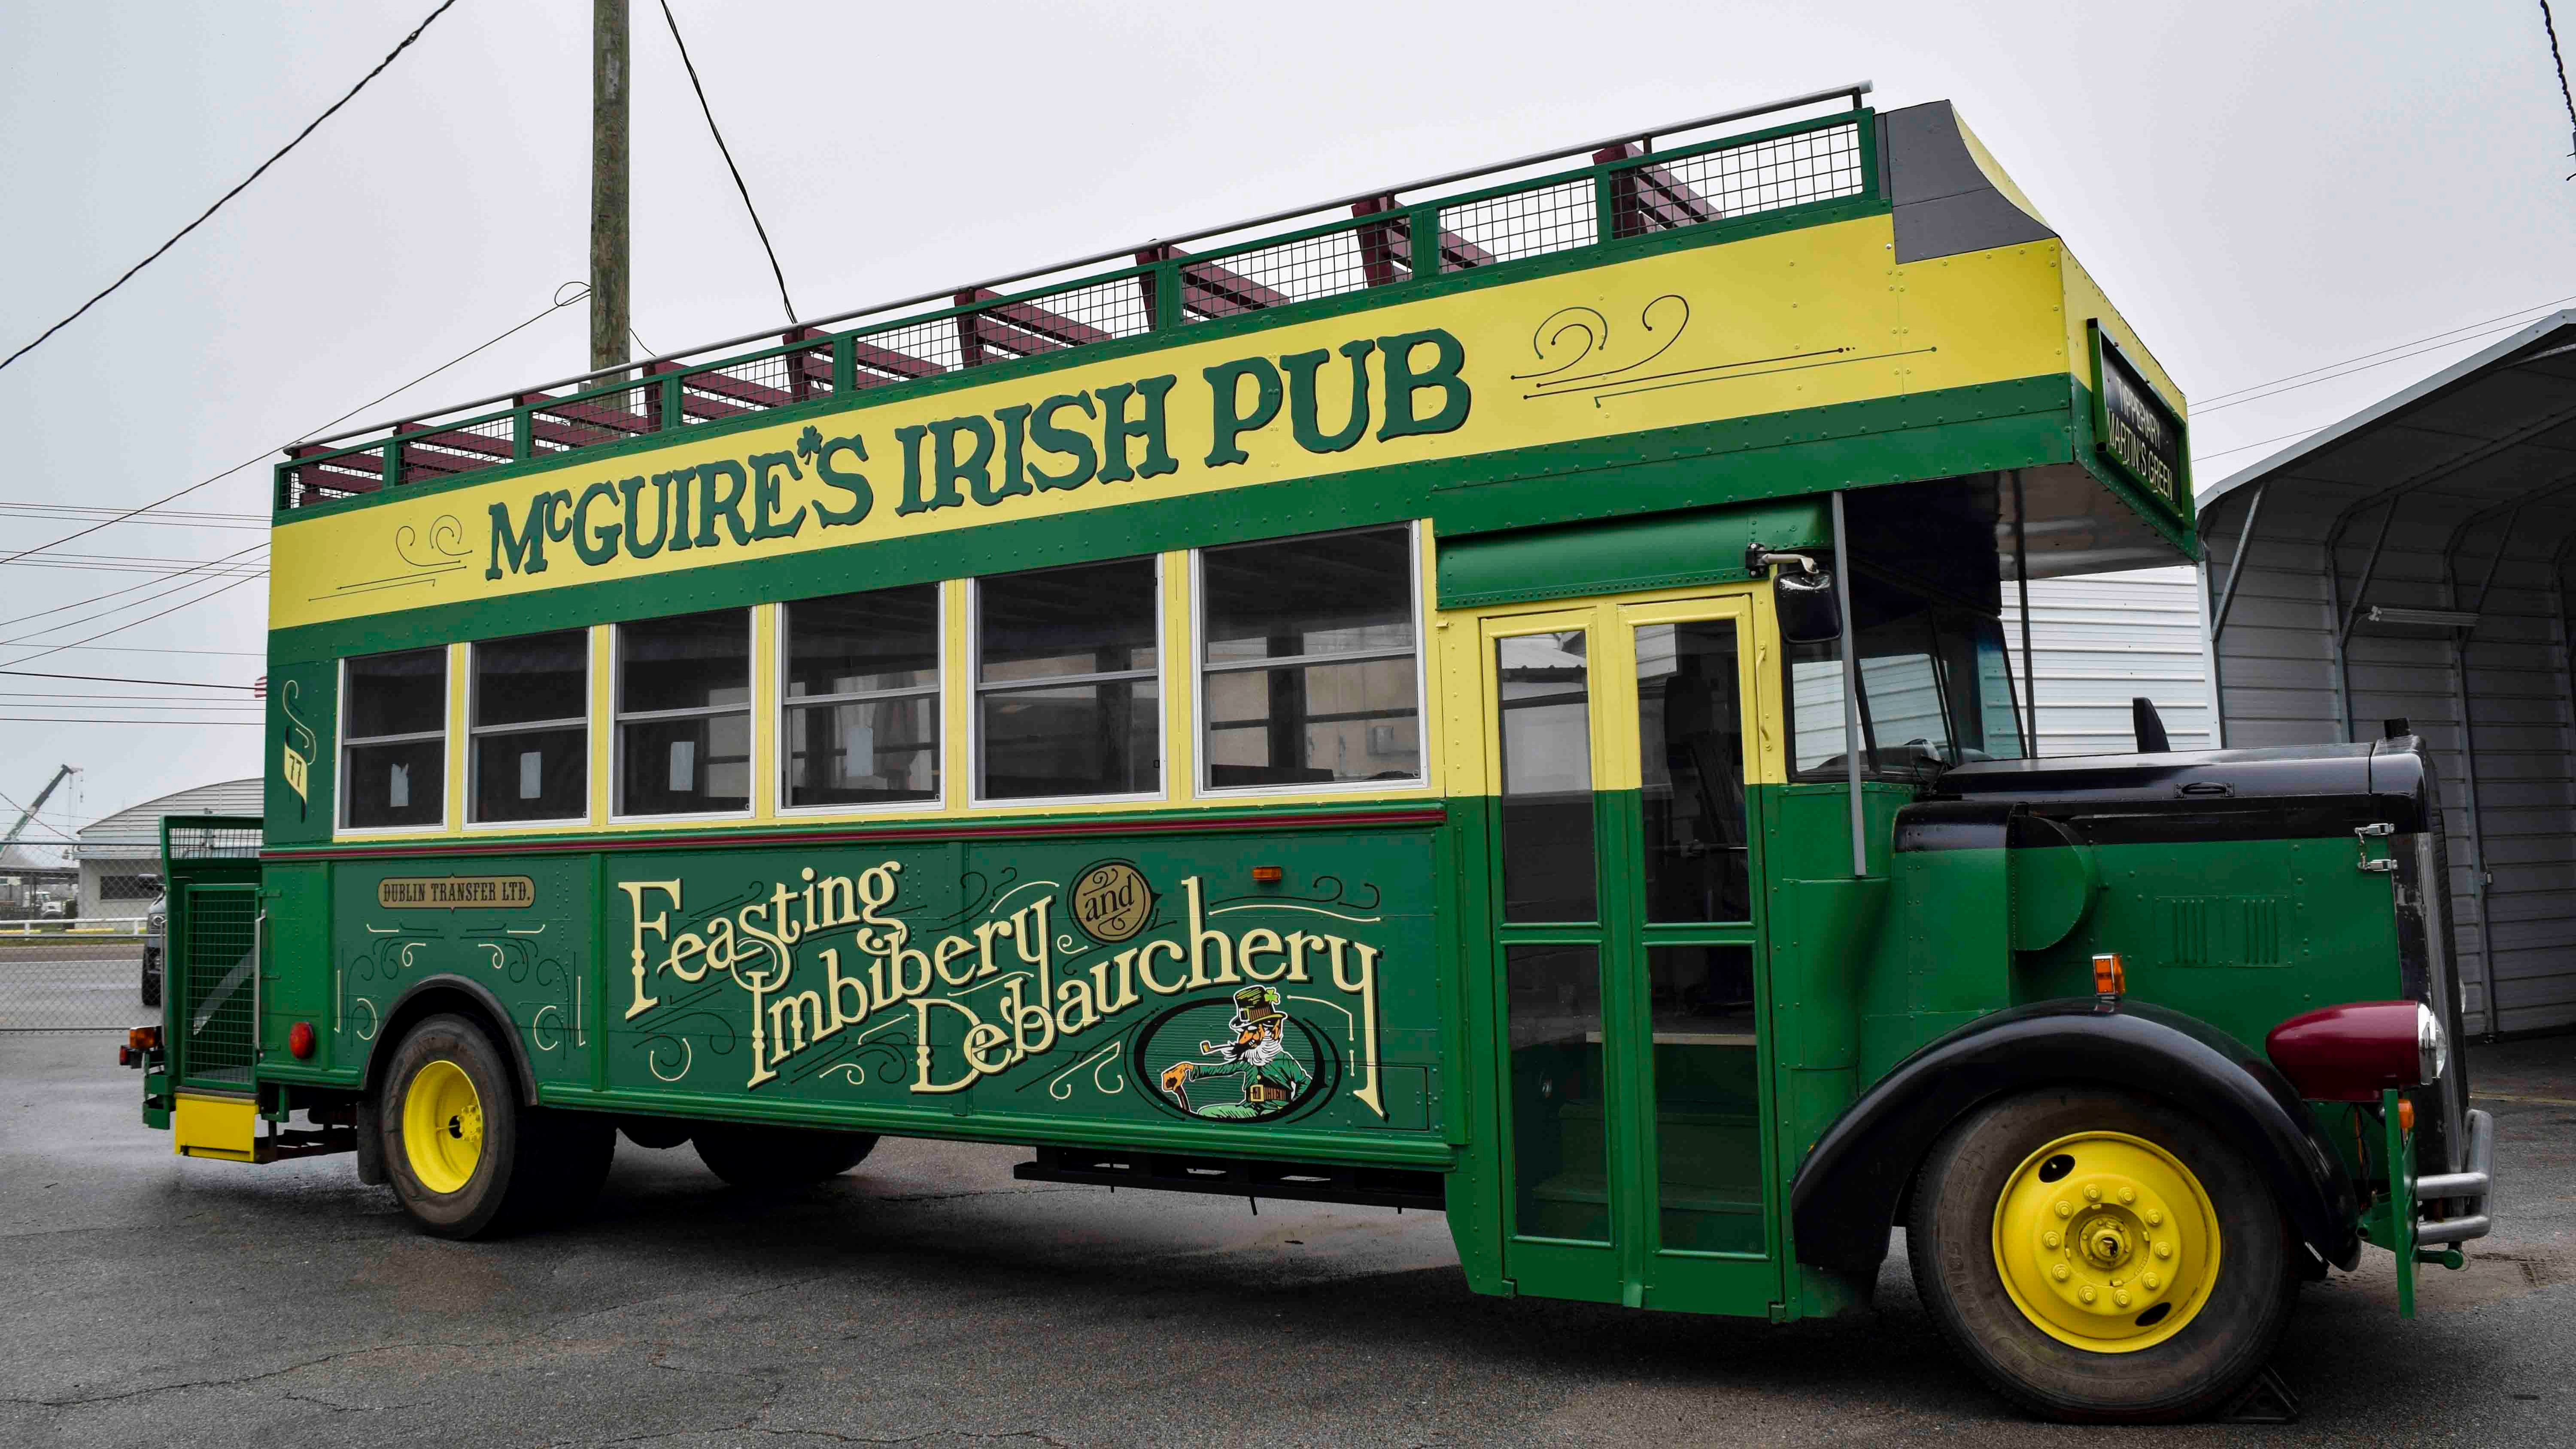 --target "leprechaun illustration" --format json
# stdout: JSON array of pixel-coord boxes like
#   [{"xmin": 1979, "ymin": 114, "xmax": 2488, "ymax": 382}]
[{"xmin": 1158, "ymin": 985, "xmax": 1313, "ymax": 1119}]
